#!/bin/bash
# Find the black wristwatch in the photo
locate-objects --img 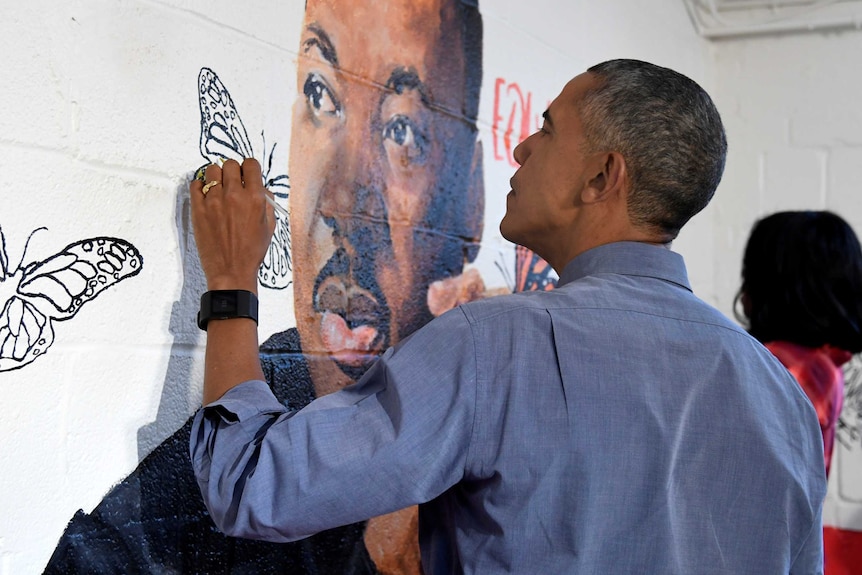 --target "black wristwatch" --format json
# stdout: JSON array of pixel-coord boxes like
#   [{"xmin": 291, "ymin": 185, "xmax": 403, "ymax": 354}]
[{"xmin": 197, "ymin": 290, "xmax": 259, "ymax": 331}]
